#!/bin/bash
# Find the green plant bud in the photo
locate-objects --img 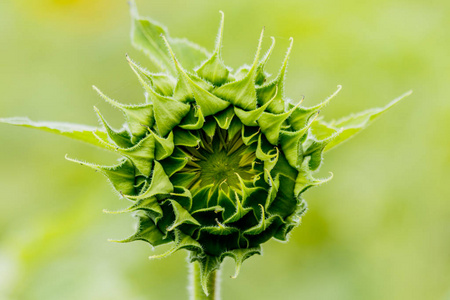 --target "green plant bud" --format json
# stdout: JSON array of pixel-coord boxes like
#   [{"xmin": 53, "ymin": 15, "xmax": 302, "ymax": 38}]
[{"xmin": 0, "ymin": 2, "xmax": 411, "ymax": 296}]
